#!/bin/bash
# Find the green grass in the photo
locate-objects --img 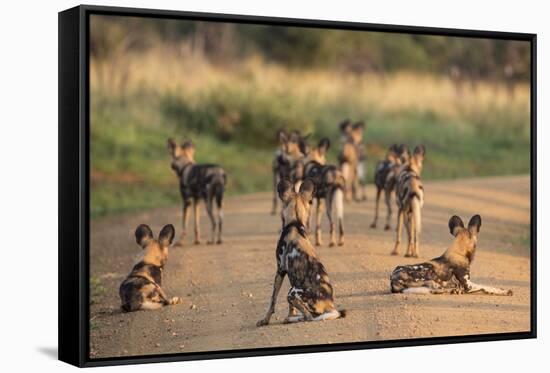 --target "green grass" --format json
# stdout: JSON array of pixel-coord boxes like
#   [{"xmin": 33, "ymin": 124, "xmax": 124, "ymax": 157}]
[{"xmin": 90, "ymin": 82, "xmax": 530, "ymax": 218}]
